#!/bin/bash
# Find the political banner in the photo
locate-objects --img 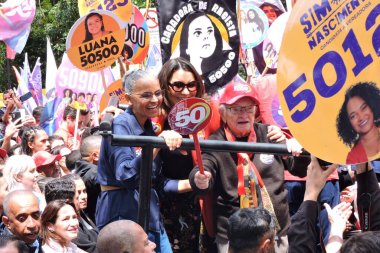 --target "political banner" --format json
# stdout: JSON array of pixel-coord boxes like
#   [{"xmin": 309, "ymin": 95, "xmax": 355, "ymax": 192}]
[
  {"xmin": 78, "ymin": 0, "xmax": 132, "ymax": 23},
  {"xmin": 121, "ymin": 6, "xmax": 150, "ymax": 65},
  {"xmin": 66, "ymin": 10, "xmax": 126, "ymax": 72},
  {"xmin": 278, "ymin": 0, "xmax": 380, "ymax": 164},
  {"xmin": 239, "ymin": 4, "xmax": 269, "ymax": 49},
  {"xmin": 29, "ymin": 58, "xmax": 43, "ymax": 106},
  {"xmin": 56, "ymin": 53, "xmax": 114, "ymax": 113},
  {"xmin": 156, "ymin": 0, "xmax": 240, "ymax": 95},
  {"xmin": 0, "ymin": 0, "xmax": 35, "ymax": 41}
]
